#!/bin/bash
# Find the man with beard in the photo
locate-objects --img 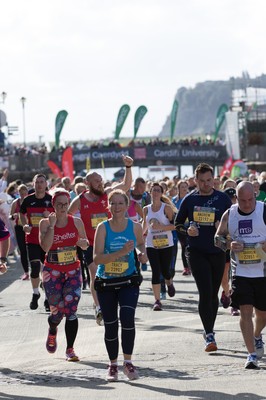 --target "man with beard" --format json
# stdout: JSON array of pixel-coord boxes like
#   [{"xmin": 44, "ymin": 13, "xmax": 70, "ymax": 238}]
[{"xmin": 68, "ymin": 155, "xmax": 133, "ymax": 325}]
